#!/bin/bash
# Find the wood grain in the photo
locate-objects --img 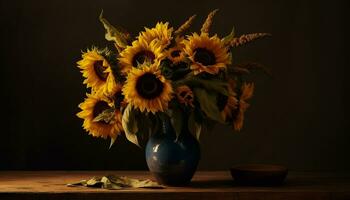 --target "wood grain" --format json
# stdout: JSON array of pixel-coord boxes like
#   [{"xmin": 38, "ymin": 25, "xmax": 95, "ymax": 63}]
[{"xmin": 0, "ymin": 171, "xmax": 349, "ymax": 200}]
